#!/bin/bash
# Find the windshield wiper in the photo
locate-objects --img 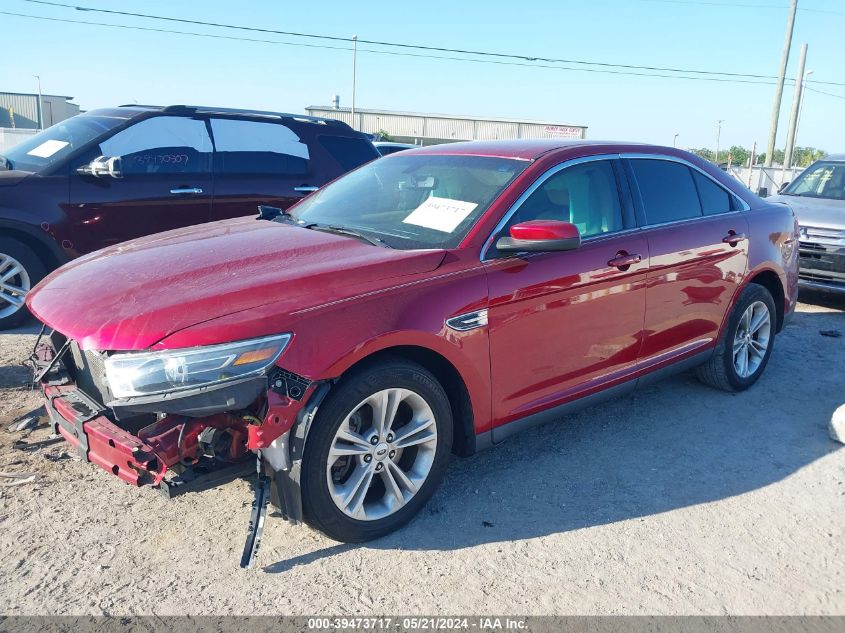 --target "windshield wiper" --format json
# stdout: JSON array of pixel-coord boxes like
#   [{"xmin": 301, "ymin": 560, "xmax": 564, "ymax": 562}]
[{"xmin": 303, "ymin": 223, "xmax": 389, "ymax": 248}]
